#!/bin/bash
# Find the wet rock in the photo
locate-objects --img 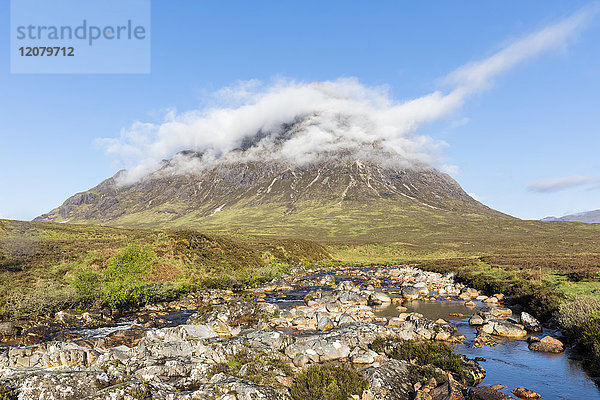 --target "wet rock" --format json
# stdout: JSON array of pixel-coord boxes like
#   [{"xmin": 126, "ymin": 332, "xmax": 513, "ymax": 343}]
[
  {"xmin": 369, "ymin": 291, "xmax": 392, "ymax": 305},
  {"xmin": 520, "ymin": 312, "xmax": 542, "ymax": 332},
  {"xmin": 511, "ymin": 387, "xmax": 542, "ymax": 399},
  {"xmin": 320, "ymin": 275, "xmax": 336, "ymax": 286},
  {"xmin": 469, "ymin": 315, "xmax": 484, "ymax": 326},
  {"xmin": 337, "ymin": 280, "xmax": 358, "ymax": 292},
  {"xmin": 401, "ymin": 286, "xmax": 420, "ymax": 300},
  {"xmin": 469, "ymin": 386, "xmax": 514, "ymax": 400},
  {"xmin": 465, "ymin": 301, "xmax": 476, "ymax": 308},
  {"xmin": 480, "ymin": 319, "xmax": 527, "ymax": 338},
  {"xmin": 263, "ymin": 276, "xmax": 293, "ymax": 291},
  {"xmin": 490, "ymin": 384, "xmax": 505, "ymax": 390},
  {"xmin": 458, "ymin": 288, "xmax": 479, "ymax": 300},
  {"xmin": 528, "ymin": 335, "xmax": 564, "ymax": 353},
  {"xmin": 338, "ymin": 291, "xmax": 367, "ymax": 305}
]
